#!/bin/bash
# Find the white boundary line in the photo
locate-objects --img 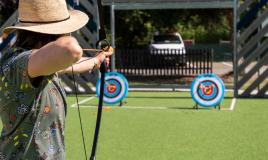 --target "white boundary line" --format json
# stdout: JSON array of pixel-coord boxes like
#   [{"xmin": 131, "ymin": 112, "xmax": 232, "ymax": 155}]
[
  {"xmin": 221, "ymin": 98, "xmax": 236, "ymax": 111},
  {"xmin": 71, "ymin": 96, "xmax": 96, "ymax": 108},
  {"xmin": 70, "ymin": 96, "xmax": 236, "ymax": 111},
  {"xmin": 73, "ymin": 105, "xmax": 171, "ymax": 110},
  {"xmin": 229, "ymin": 98, "xmax": 237, "ymax": 111},
  {"xmin": 71, "ymin": 105, "xmax": 234, "ymax": 111}
]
